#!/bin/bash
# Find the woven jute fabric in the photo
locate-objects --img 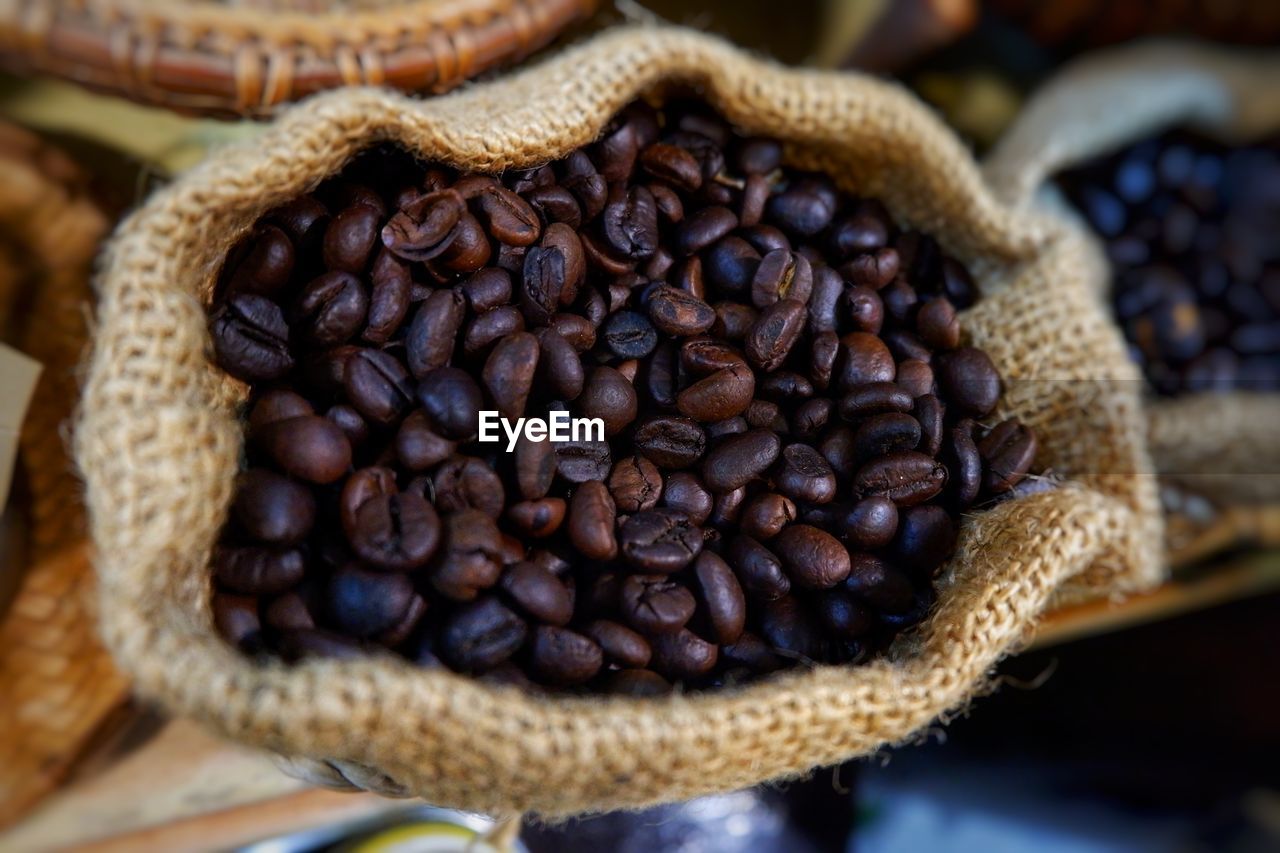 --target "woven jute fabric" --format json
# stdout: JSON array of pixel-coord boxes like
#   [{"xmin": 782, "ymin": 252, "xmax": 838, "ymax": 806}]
[
  {"xmin": 985, "ymin": 41, "xmax": 1280, "ymax": 562},
  {"xmin": 0, "ymin": 0, "xmax": 597, "ymax": 117},
  {"xmin": 0, "ymin": 122, "xmax": 131, "ymax": 829},
  {"xmin": 77, "ymin": 26, "xmax": 1163, "ymax": 817}
]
